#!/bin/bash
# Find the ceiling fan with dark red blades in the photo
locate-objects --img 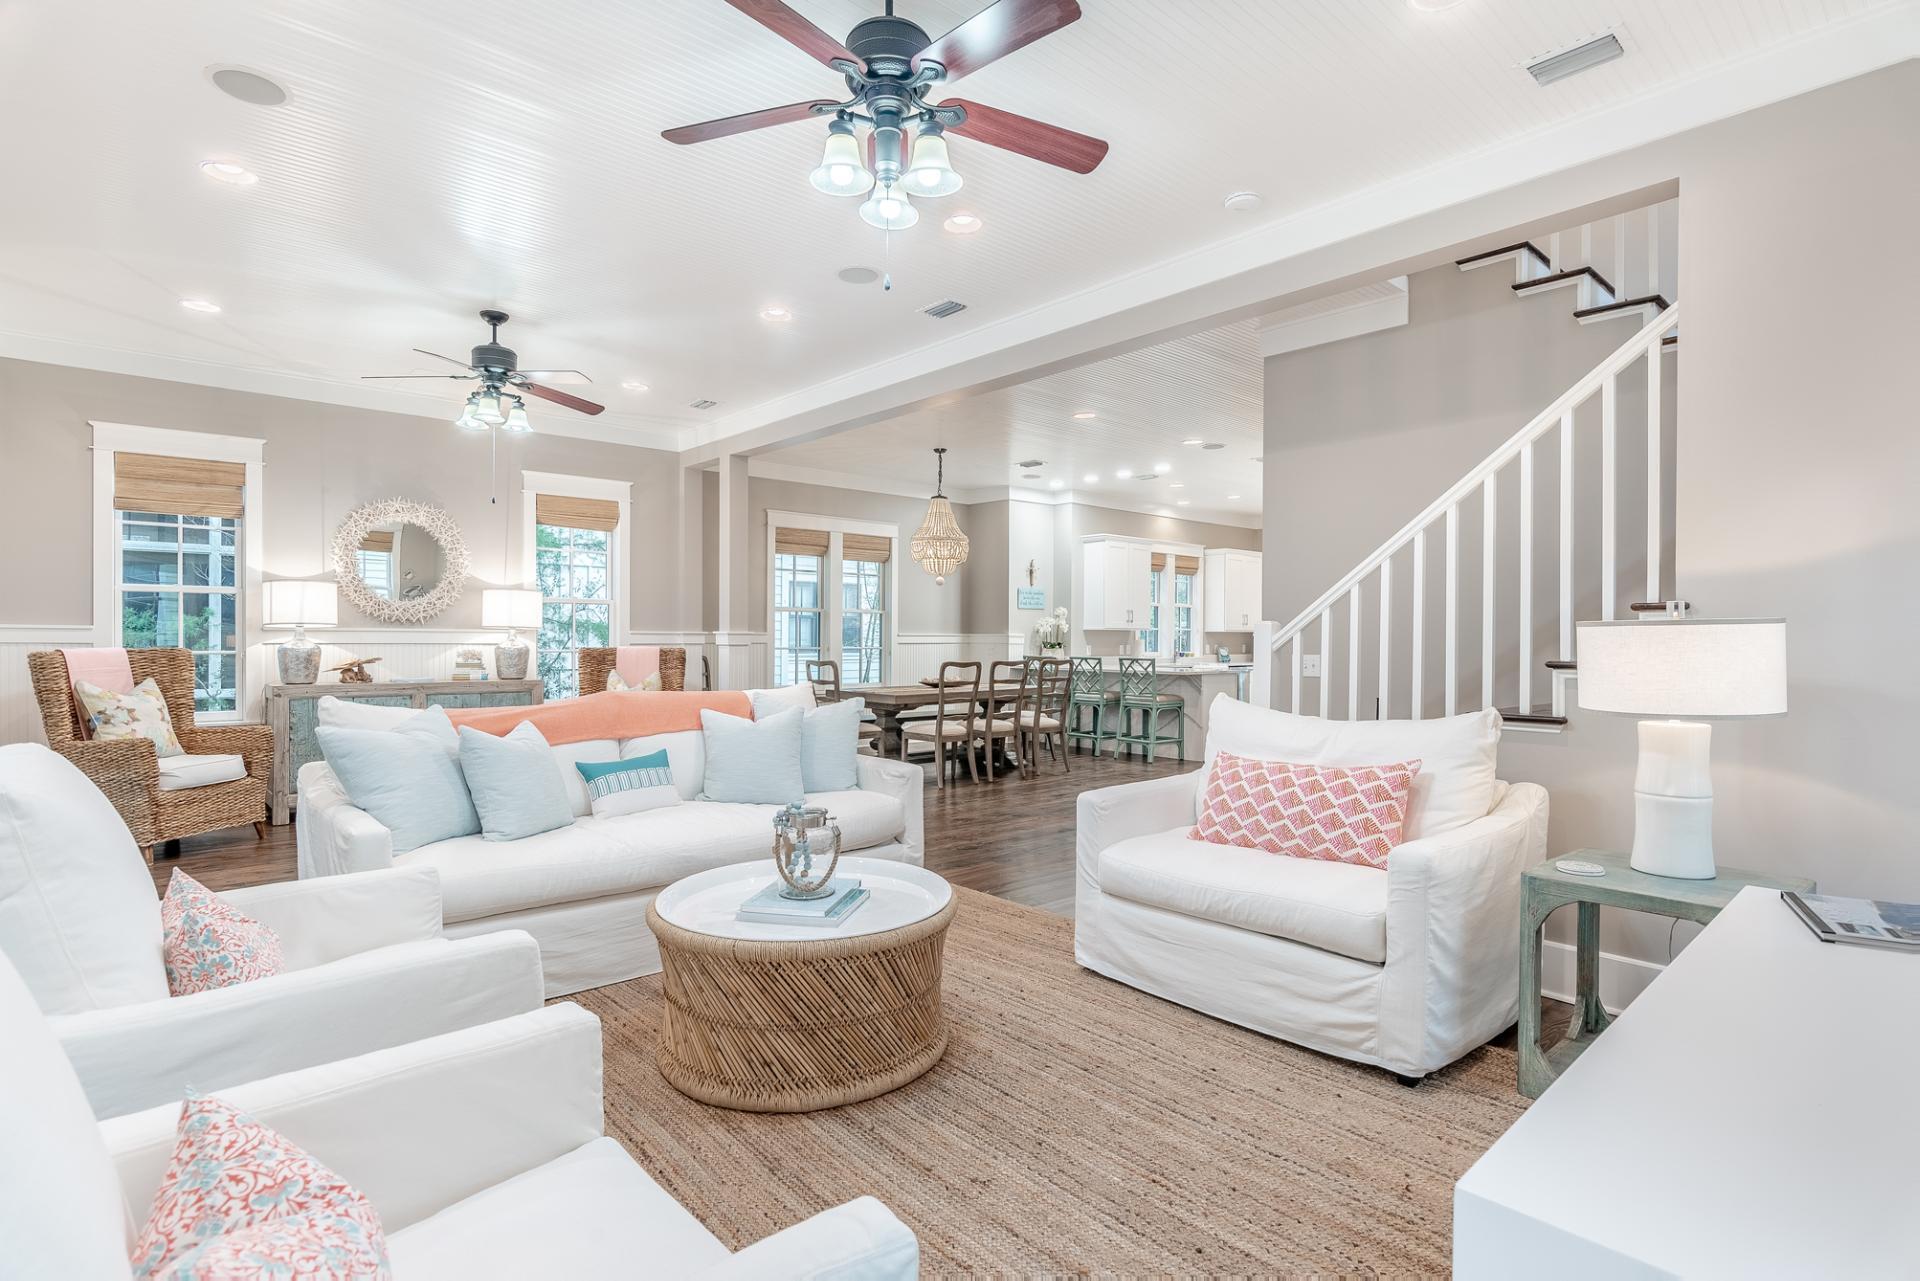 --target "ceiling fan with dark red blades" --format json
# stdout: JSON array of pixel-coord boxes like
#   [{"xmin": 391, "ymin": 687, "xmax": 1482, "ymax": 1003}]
[
  {"xmin": 361, "ymin": 310, "xmax": 604, "ymax": 431},
  {"xmin": 662, "ymin": 0, "xmax": 1106, "ymax": 229}
]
